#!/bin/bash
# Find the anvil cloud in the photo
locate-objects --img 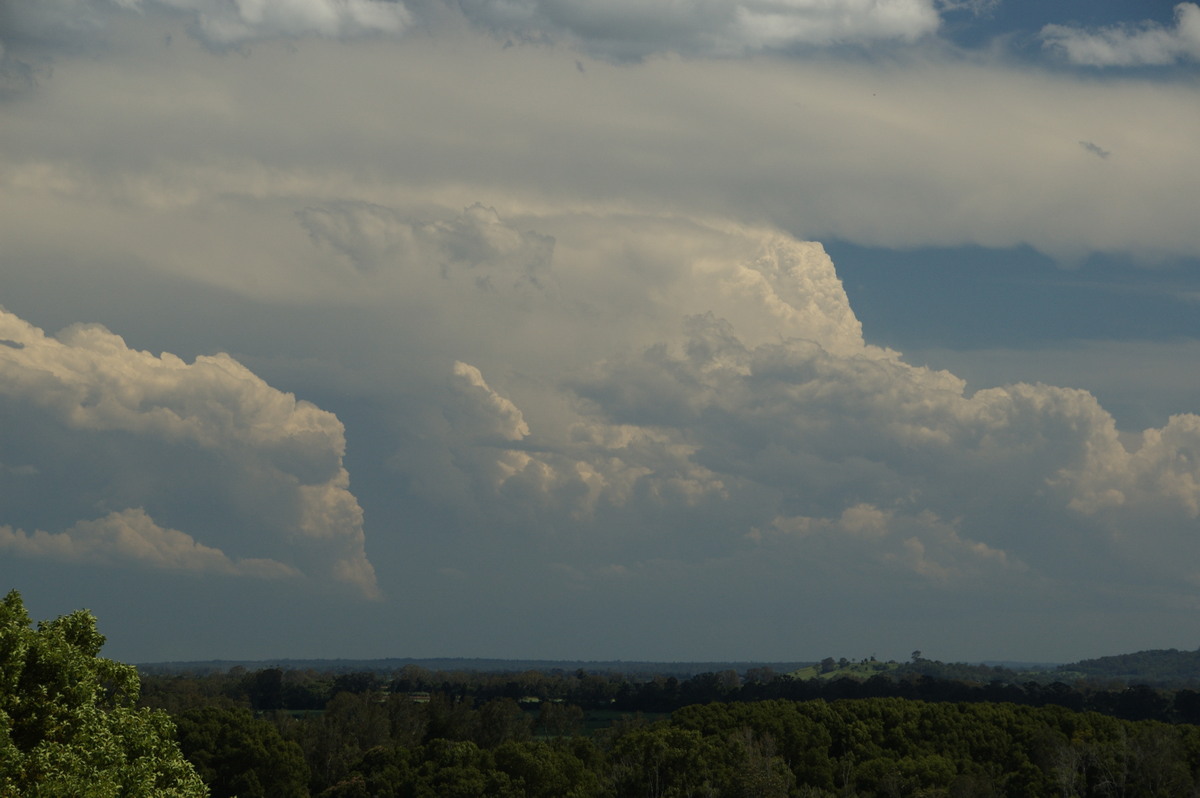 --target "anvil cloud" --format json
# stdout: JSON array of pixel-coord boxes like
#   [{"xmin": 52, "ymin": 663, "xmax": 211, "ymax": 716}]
[{"xmin": 1, "ymin": 0, "xmax": 1199, "ymax": 664}]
